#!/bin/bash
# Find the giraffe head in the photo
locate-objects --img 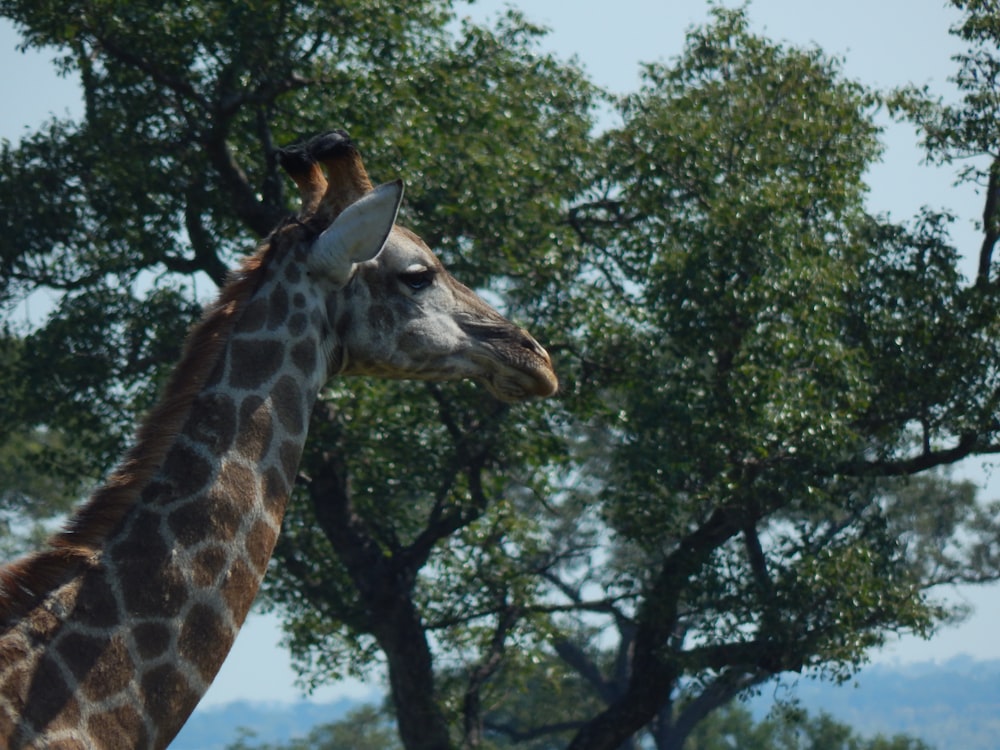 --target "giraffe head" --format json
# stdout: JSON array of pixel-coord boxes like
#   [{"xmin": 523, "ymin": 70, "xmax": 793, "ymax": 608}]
[{"xmin": 277, "ymin": 131, "xmax": 558, "ymax": 402}]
